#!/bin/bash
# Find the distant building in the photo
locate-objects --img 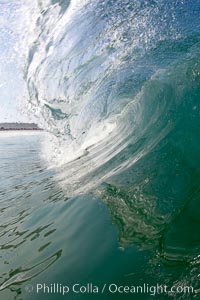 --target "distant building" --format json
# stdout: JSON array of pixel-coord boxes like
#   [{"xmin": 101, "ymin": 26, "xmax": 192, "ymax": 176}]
[{"xmin": 0, "ymin": 123, "xmax": 42, "ymax": 131}]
